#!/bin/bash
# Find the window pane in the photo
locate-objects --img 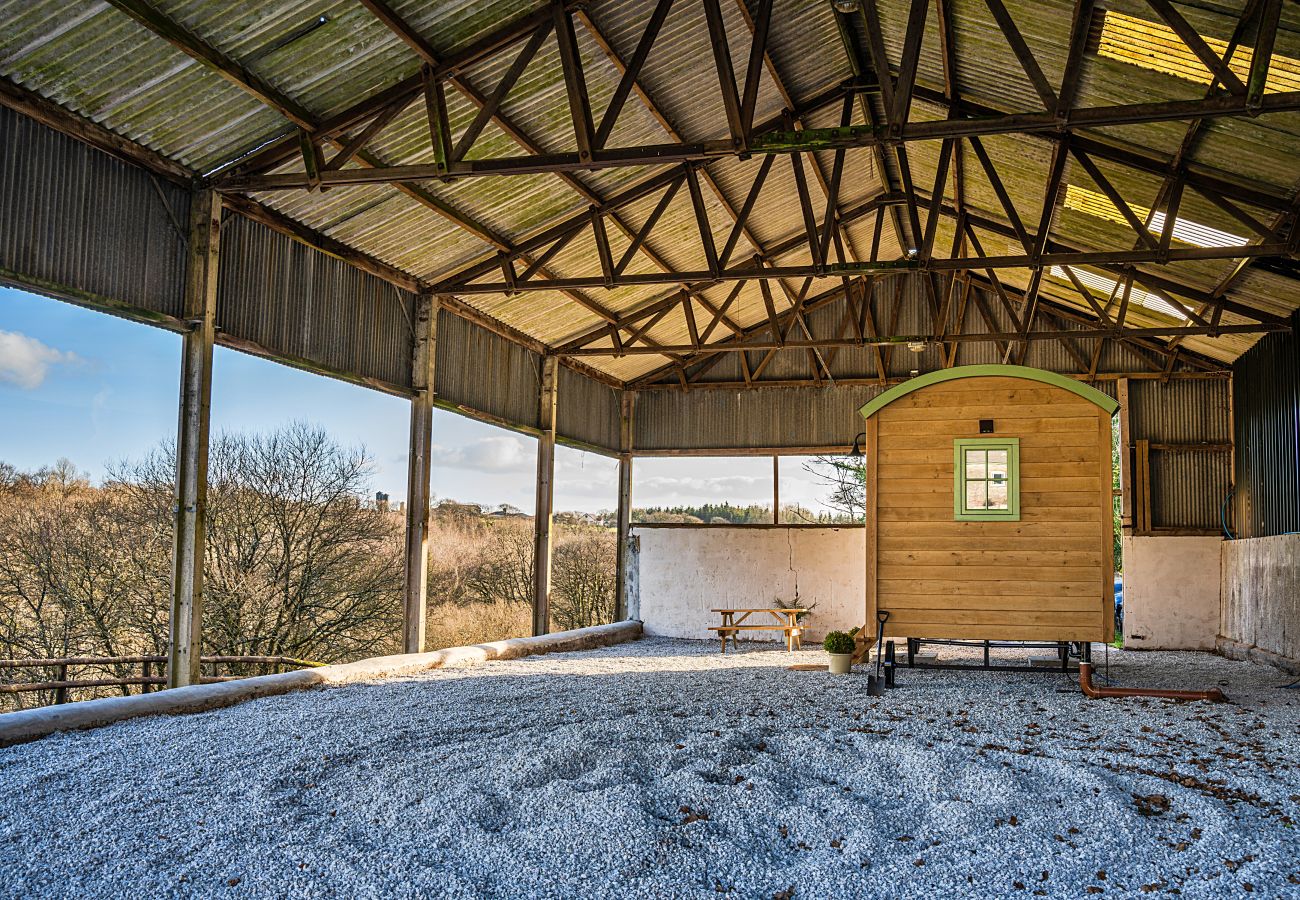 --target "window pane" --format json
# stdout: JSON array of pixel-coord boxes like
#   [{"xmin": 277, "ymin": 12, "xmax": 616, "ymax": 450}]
[
  {"xmin": 988, "ymin": 450, "xmax": 1008, "ymax": 480},
  {"xmin": 965, "ymin": 480, "xmax": 987, "ymax": 511},
  {"xmin": 965, "ymin": 449, "xmax": 986, "ymax": 479},
  {"xmin": 987, "ymin": 480, "xmax": 1009, "ymax": 510}
]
